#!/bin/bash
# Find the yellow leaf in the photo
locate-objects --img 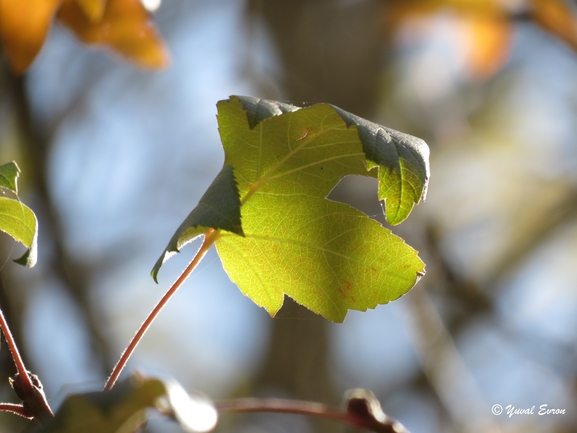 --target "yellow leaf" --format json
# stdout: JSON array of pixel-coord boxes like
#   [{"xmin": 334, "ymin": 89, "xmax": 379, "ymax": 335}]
[
  {"xmin": 530, "ymin": 0, "xmax": 577, "ymax": 50},
  {"xmin": 0, "ymin": 0, "xmax": 62, "ymax": 73},
  {"xmin": 75, "ymin": 0, "xmax": 107, "ymax": 22},
  {"xmin": 58, "ymin": 0, "xmax": 170, "ymax": 68}
]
